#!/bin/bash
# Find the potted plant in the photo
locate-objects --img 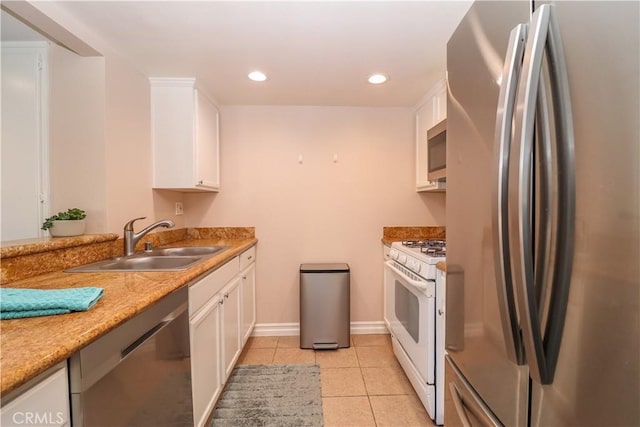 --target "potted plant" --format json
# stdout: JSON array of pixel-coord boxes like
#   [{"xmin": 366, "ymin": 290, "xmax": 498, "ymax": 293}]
[{"xmin": 41, "ymin": 208, "xmax": 87, "ymax": 237}]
